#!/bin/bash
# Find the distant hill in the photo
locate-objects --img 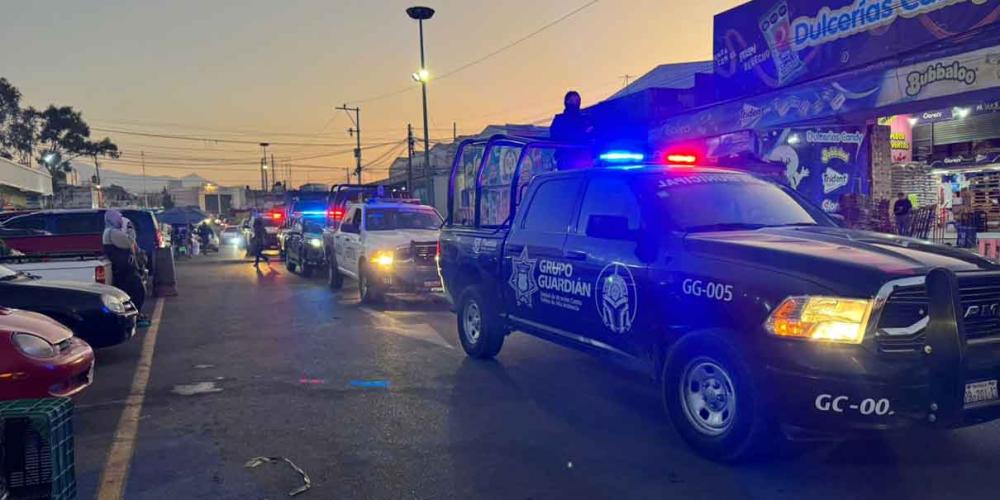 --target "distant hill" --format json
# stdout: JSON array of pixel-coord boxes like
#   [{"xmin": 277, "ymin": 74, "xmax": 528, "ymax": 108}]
[{"xmin": 69, "ymin": 162, "xmax": 216, "ymax": 194}]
